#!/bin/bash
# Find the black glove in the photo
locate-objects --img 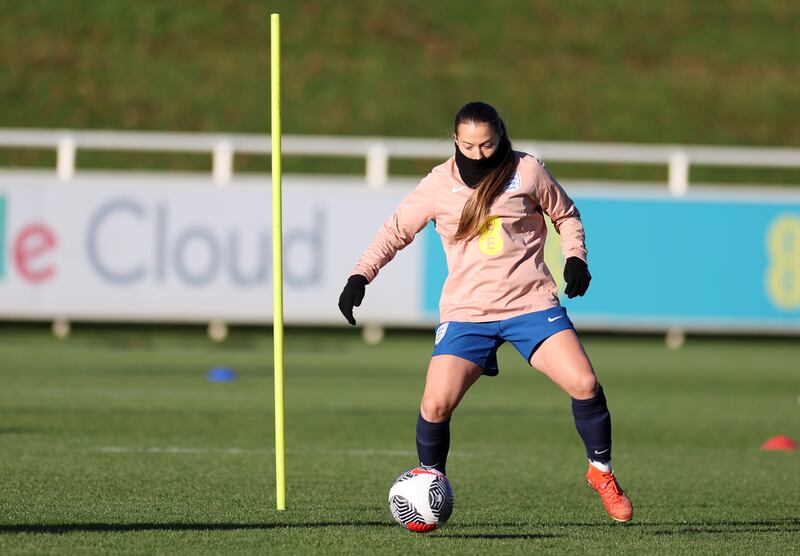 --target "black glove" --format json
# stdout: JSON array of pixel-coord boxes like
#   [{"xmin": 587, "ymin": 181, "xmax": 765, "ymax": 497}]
[
  {"xmin": 338, "ymin": 274, "xmax": 369, "ymax": 326},
  {"xmin": 563, "ymin": 256, "xmax": 591, "ymax": 298}
]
